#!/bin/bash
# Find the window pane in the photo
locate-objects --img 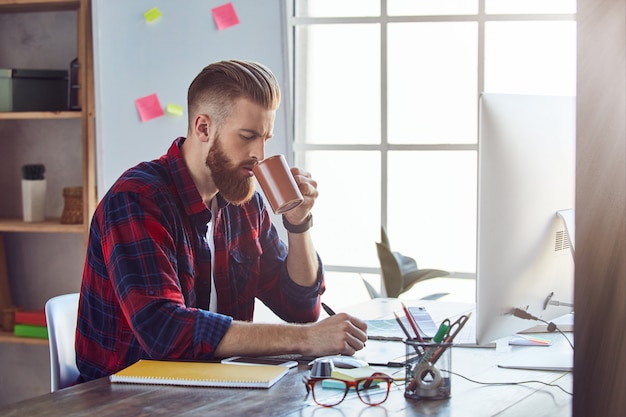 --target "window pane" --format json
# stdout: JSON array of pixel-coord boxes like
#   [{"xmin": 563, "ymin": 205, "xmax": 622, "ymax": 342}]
[
  {"xmin": 295, "ymin": 24, "xmax": 380, "ymax": 144},
  {"xmin": 486, "ymin": 0, "xmax": 576, "ymax": 14},
  {"xmin": 388, "ymin": 0, "xmax": 478, "ymax": 16},
  {"xmin": 295, "ymin": 0, "xmax": 380, "ymax": 17},
  {"xmin": 388, "ymin": 23, "xmax": 478, "ymax": 144},
  {"xmin": 387, "ymin": 151, "xmax": 477, "ymax": 273},
  {"xmin": 322, "ymin": 271, "xmax": 374, "ymax": 309},
  {"xmin": 485, "ymin": 21, "xmax": 576, "ymax": 96},
  {"xmin": 297, "ymin": 151, "xmax": 381, "ymax": 268}
]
